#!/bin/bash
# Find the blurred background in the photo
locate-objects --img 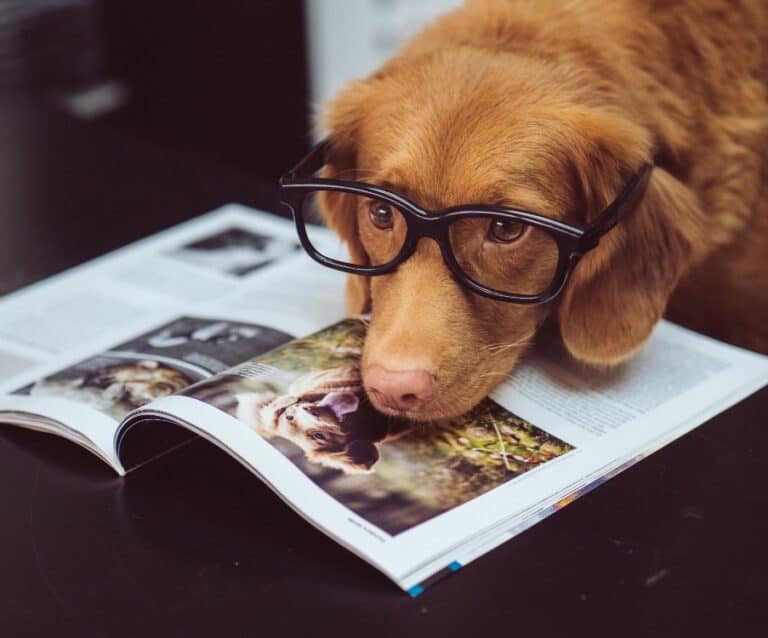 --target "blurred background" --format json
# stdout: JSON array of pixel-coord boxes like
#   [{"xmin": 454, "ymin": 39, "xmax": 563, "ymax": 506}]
[{"xmin": 0, "ymin": 0, "xmax": 463, "ymax": 181}]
